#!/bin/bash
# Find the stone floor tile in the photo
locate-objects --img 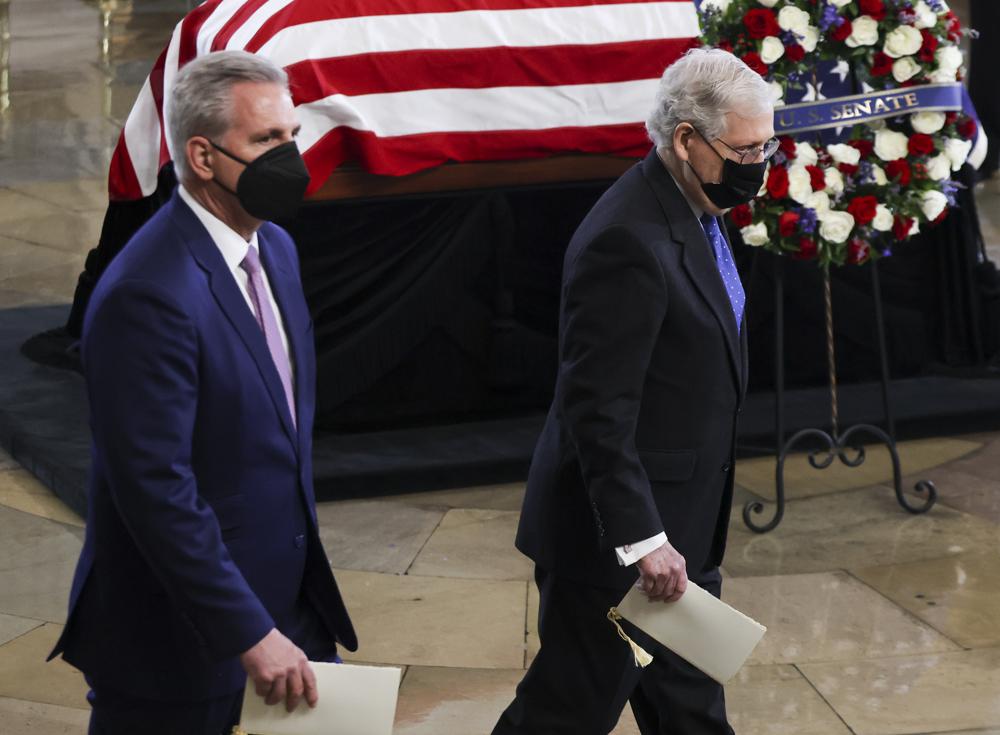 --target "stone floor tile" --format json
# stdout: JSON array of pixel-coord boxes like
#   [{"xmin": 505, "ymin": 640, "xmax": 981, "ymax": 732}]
[
  {"xmin": 0, "ymin": 469, "xmax": 84, "ymax": 527},
  {"xmin": 726, "ymin": 664, "xmax": 852, "ymax": 735},
  {"xmin": 737, "ymin": 438, "xmax": 982, "ymax": 501},
  {"xmin": 725, "ymin": 572, "xmax": 958, "ymax": 665},
  {"xmin": 936, "ymin": 484, "xmax": 1000, "ymax": 524},
  {"xmin": 724, "ymin": 485, "xmax": 1000, "ymax": 577},
  {"xmin": 393, "ymin": 666, "xmax": 521, "ymax": 735},
  {"xmin": 316, "ymin": 500, "xmax": 445, "ymax": 575},
  {"xmin": 335, "ymin": 570, "xmax": 527, "ymax": 670},
  {"xmin": 0, "ymin": 257, "xmax": 86, "ymax": 304},
  {"xmin": 0, "ymin": 696, "xmax": 90, "ymax": 735},
  {"xmin": 0, "ymin": 446, "xmax": 19, "ymax": 471},
  {"xmin": 0, "ymin": 612, "xmax": 43, "ymax": 647},
  {"xmin": 0, "ymin": 505, "xmax": 82, "ymax": 622},
  {"xmin": 0, "ymin": 210, "xmax": 103, "ymax": 255},
  {"xmin": 391, "ymin": 482, "xmax": 526, "ymax": 512},
  {"xmin": 800, "ymin": 648, "xmax": 1000, "ymax": 735},
  {"xmin": 0, "ymin": 624, "xmax": 89, "ymax": 710},
  {"xmin": 854, "ymin": 554, "xmax": 1000, "ymax": 648},
  {"xmin": 4, "ymin": 179, "xmax": 108, "ymax": 213},
  {"xmin": 0, "ymin": 237, "xmax": 84, "ymax": 283},
  {"xmin": 407, "ymin": 509, "xmax": 532, "ymax": 581},
  {"xmin": 525, "ymin": 581, "xmax": 539, "ymax": 666}
]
